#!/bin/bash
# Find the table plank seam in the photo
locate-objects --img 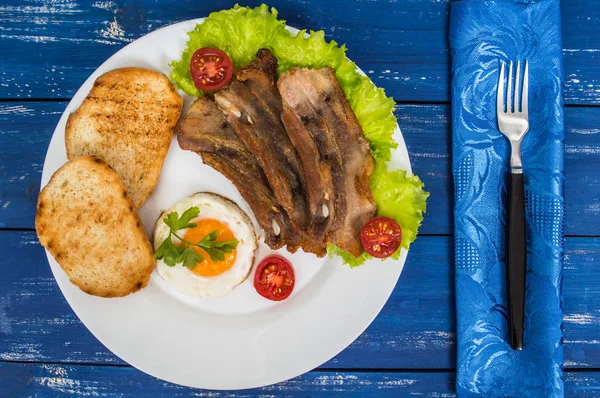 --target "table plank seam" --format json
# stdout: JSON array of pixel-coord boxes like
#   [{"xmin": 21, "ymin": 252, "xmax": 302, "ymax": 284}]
[
  {"xmin": 2, "ymin": 99, "xmax": 599, "ymax": 110},
  {"xmin": 4, "ymin": 229, "xmax": 600, "ymax": 240},
  {"xmin": 2, "ymin": 360, "xmax": 599, "ymax": 373},
  {"xmin": 0, "ymin": 98, "xmax": 70, "ymax": 103}
]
